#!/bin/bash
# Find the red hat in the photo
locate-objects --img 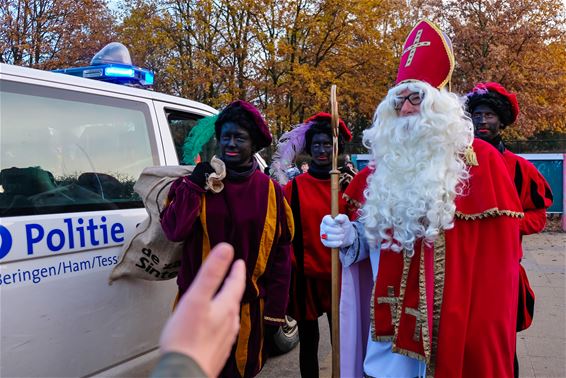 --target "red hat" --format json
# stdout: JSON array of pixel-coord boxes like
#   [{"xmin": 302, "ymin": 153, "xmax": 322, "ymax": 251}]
[
  {"xmin": 270, "ymin": 112, "xmax": 352, "ymax": 185},
  {"xmin": 305, "ymin": 112, "xmax": 352, "ymax": 141},
  {"xmin": 467, "ymin": 82, "xmax": 520, "ymax": 125},
  {"xmin": 396, "ymin": 19, "xmax": 455, "ymax": 89}
]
